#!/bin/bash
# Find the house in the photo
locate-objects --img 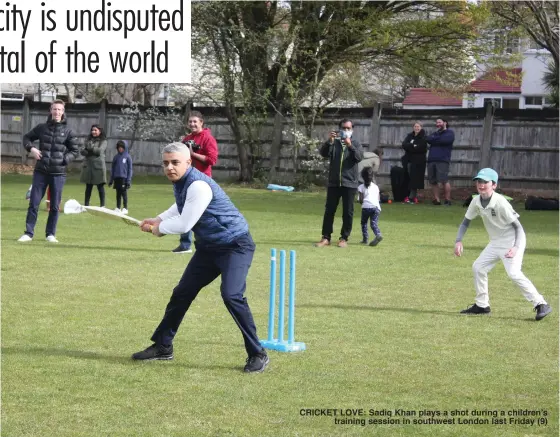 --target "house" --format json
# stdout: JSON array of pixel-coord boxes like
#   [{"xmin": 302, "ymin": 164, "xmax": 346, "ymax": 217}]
[
  {"xmin": 463, "ymin": 68, "xmax": 522, "ymax": 109},
  {"xmin": 402, "ymin": 88, "xmax": 463, "ymax": 109},
  {"xmin": 401, "ymin": 39, "xmax": 554, "ymax": 110}
]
